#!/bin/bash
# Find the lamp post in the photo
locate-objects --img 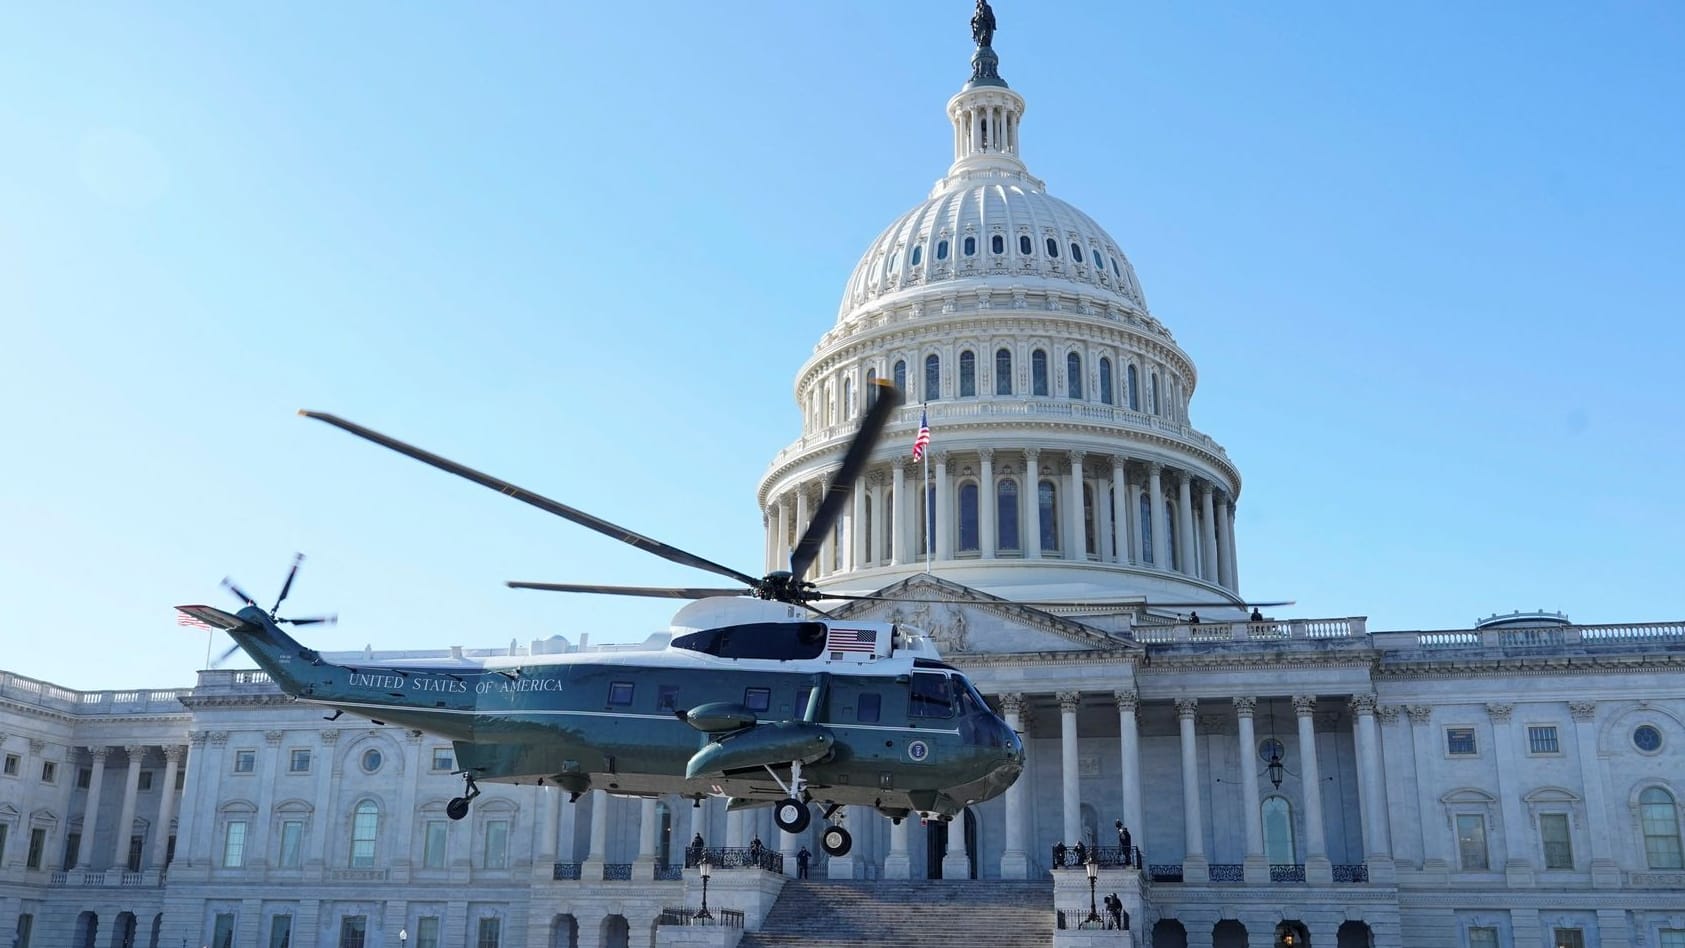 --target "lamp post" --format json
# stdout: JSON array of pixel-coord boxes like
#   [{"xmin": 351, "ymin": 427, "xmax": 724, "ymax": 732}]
[
  {"xmin": 399, "ymin": 928, "xmax": 407, "ymax": 945},
  {"xmin": 1085, "ymin": 856, "xmax": 1100, "ymax": 925},
  {"xmin": 694, "ymin": 857, "xmax": 713, "ymax": 922}
]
